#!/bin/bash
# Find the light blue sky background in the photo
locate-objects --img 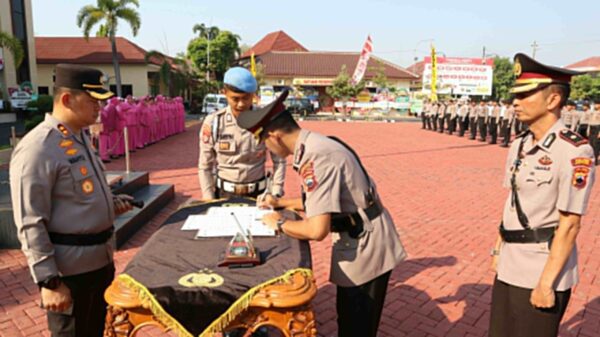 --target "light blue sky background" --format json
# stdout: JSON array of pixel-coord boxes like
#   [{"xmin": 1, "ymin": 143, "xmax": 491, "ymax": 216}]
[{"xmin": 32, "ymin": 0, "xmax": 600, "ymax": 68}]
